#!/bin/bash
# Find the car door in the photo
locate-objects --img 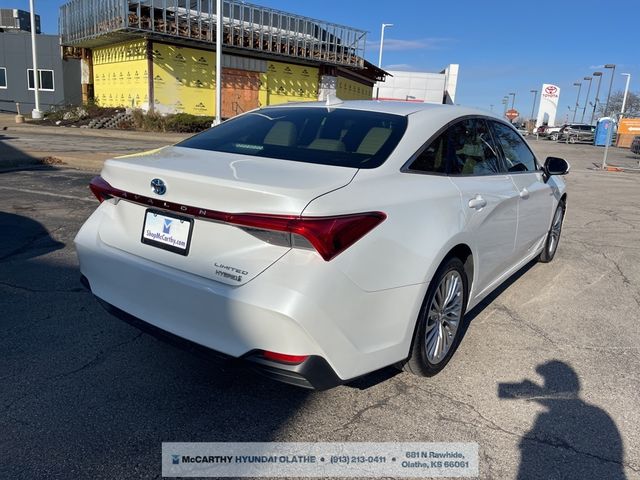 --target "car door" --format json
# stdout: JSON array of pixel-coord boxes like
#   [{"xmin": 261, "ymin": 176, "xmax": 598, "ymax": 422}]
[
  {"xmin": 489, "ymin": 120, "xmax": 555, "ymax": 258},
  {"xmin": 444, "ymin": 118, "xmax": 520, "ymax": 295}
]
